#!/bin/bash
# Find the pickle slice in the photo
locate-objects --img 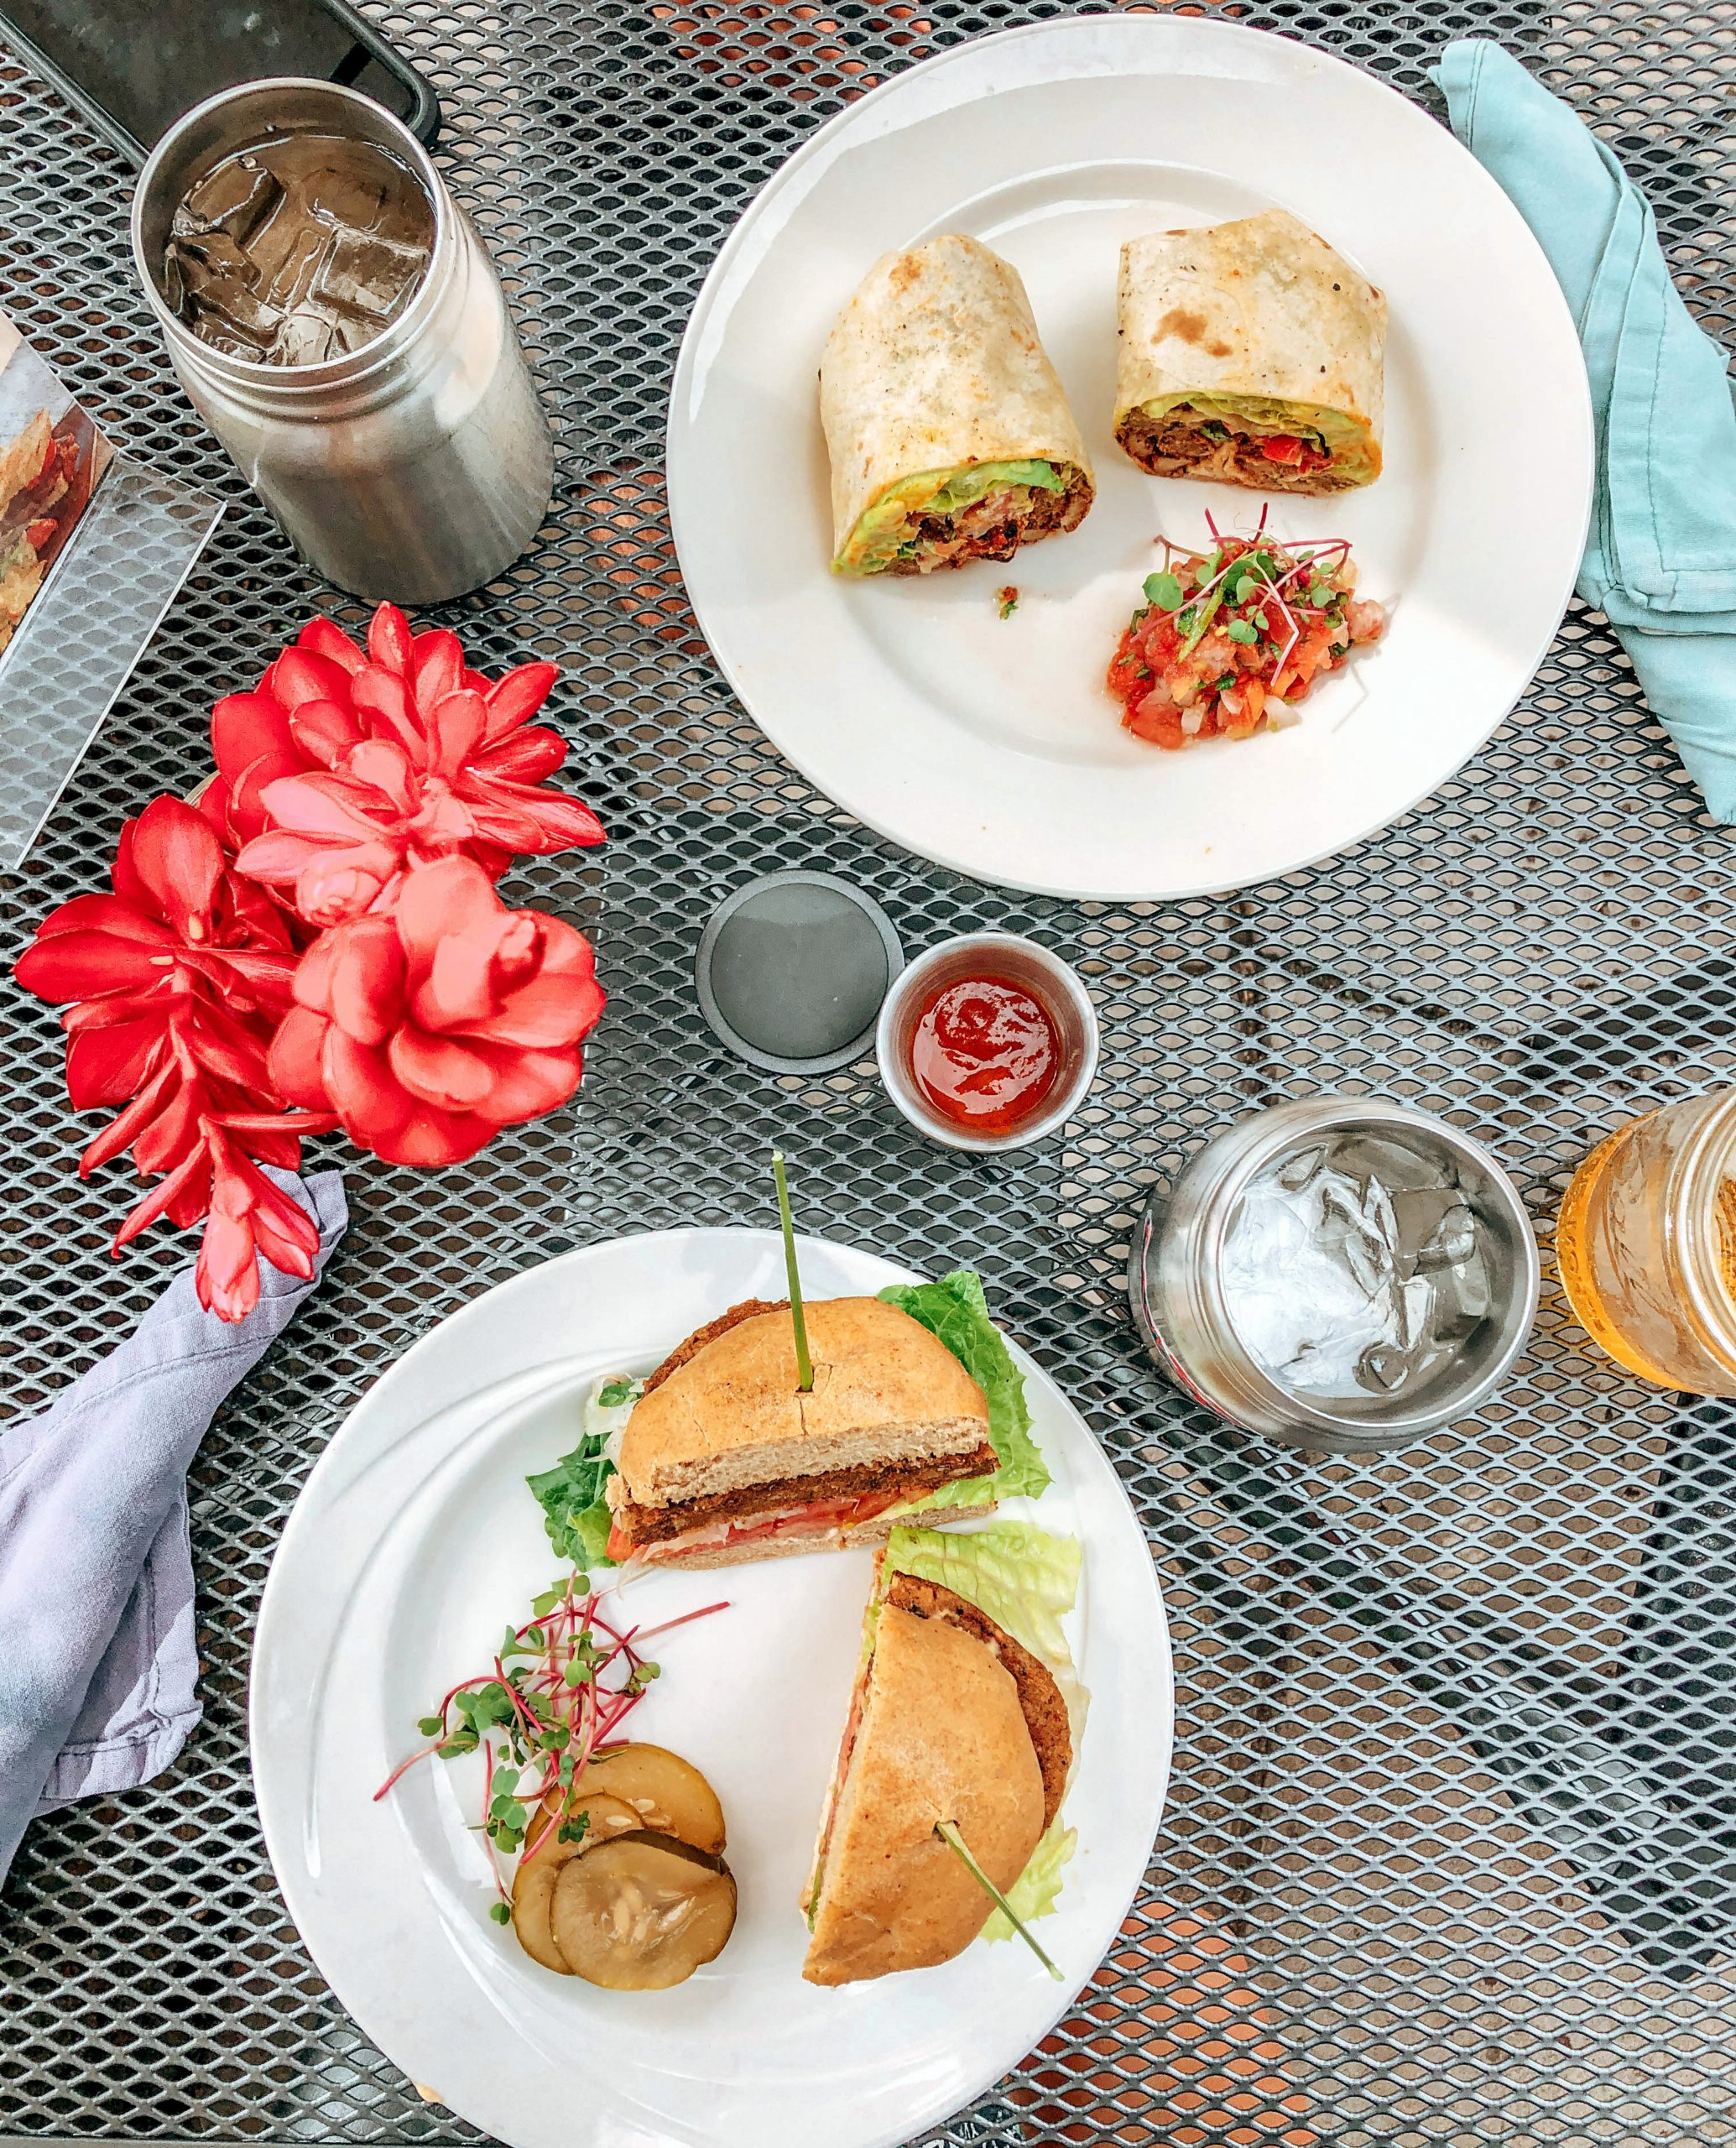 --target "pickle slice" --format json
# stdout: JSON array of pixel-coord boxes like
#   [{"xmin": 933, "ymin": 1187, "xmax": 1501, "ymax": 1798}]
[
  {"xmin": 509, "ymin": 1790, "xmax": 643, "ymax": 1973},
  {"xmin": 549, "ymin": 1830, "xmax": 737, "ymax": 1990},
  {"xmin": 577, "ymin": 1744, "xmax": 727, "ymax": 1857}
]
